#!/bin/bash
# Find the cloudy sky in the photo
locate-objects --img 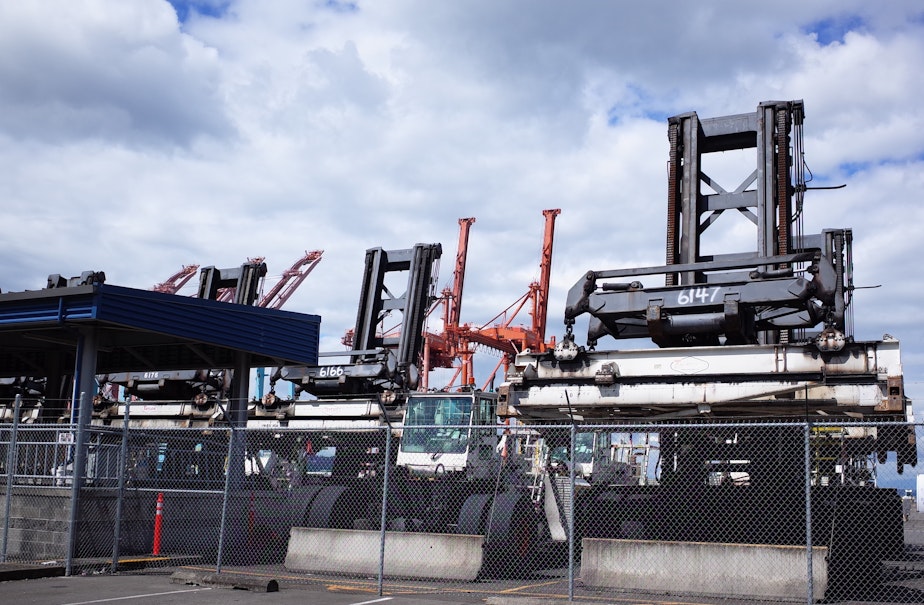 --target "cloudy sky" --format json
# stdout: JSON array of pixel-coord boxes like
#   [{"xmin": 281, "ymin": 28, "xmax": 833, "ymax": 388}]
[{"xmin": 1, "ymin": 1, "xmax": 923, "ymax": 414}]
